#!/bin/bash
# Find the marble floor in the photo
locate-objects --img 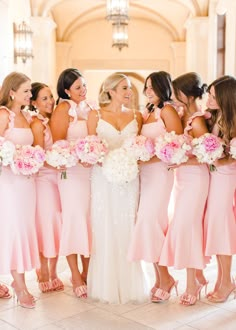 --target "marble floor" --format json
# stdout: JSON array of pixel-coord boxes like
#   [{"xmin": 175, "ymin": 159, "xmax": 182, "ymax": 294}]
[{"xmin": 0, "ymin": 256, "xmax": 236, "ymax": 330}]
